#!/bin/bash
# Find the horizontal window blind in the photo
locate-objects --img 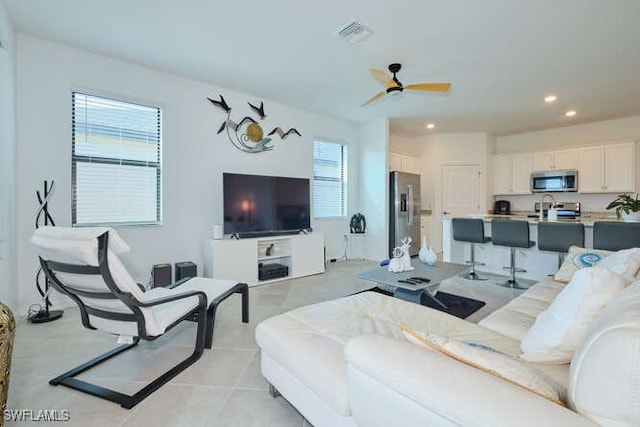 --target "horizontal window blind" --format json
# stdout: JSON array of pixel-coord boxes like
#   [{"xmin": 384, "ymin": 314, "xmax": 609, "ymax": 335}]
[
  {"xmin": 72, "ymin": 93, "xmax": 162, "ymax": 226},
  {"xmin": 313, "ymin": 140, "xmax": 348, "ymax": 218}
]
